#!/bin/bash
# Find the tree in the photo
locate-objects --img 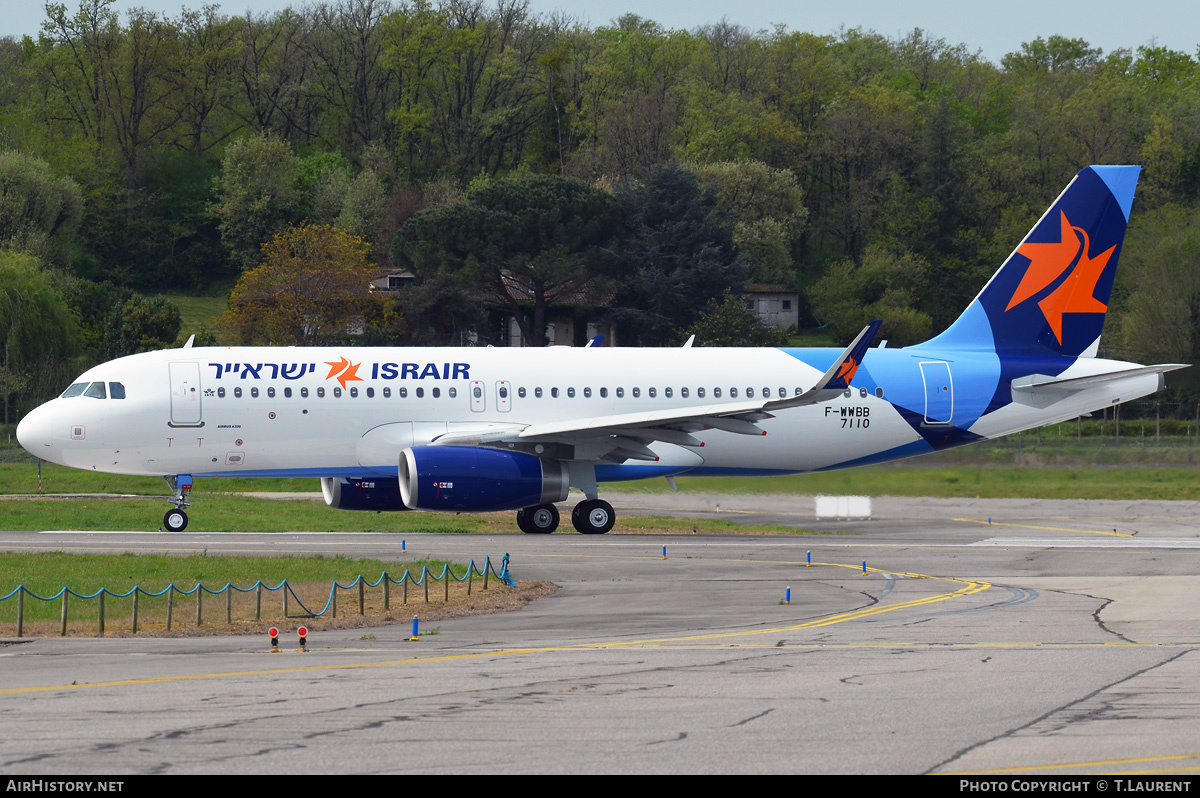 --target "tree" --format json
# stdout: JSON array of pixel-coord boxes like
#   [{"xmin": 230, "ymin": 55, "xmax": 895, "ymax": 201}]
[
  {"xmin": 0, "ymin": 149, "xmax": 82, "ymax": 267},
  {"xmin": 809, "ymin": 245, "xmax": 933, "ymax": 346},
  {"xmin": 394, "ymin": 174, "xmax": 621, "ymax": 346},
  {"xmin": 222, "ymin": 223, "xmax": 372, "ymax": 345},
  {"xmin": 608, "ymin": 161, "xmax": 747, "ymax": 345},
  {"xmin": 210, "ymin": 133, "xmax": 302, "ymax": 270},
  {"xmin": 692, "ymin": 160, "xmax": 807, "ymax": 285},
  {"xmin": 105, "ymin": 295, "xmax": 181, "ymax": 358},
  {"xmin": 0, "ymin": 250, "xmax": 80, "ymax": 420},
  {"xmin": 680, "ymin": 291, "xmax": 787, "ymax": 347}
]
